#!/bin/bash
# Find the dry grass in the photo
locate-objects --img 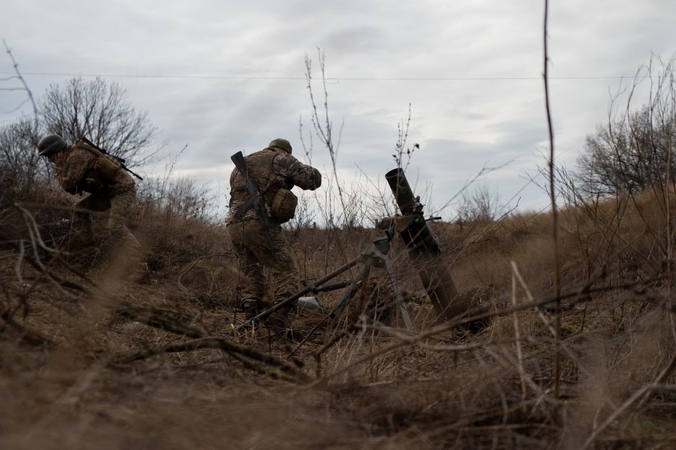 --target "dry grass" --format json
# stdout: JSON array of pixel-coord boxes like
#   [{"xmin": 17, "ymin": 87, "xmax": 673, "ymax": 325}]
[{"xmin": 2, "ymin": 186, "xmax": 676, "ymax": 449}]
